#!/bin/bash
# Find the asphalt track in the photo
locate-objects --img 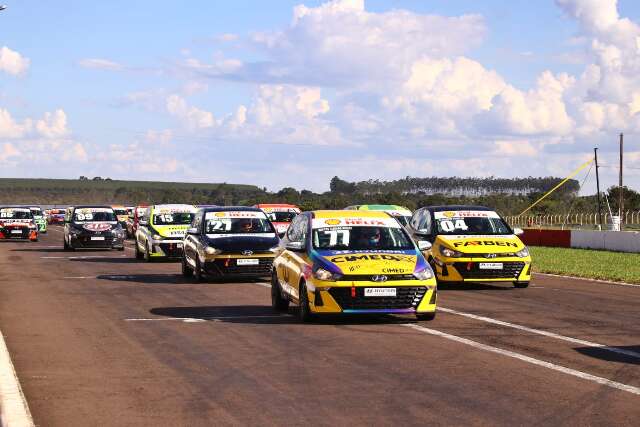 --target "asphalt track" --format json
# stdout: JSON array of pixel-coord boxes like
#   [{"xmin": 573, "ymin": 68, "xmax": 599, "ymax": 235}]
[{"xmin": 0, "ymin": 227, "xmax": 639, "ymax": 426}]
